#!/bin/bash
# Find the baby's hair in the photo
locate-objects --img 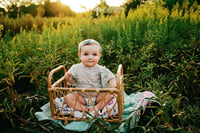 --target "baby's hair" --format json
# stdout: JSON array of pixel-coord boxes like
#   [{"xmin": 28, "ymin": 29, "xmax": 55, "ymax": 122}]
[{"xmin": 78, "ymin": 39, "xmax": 102, "ymax": 53}]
